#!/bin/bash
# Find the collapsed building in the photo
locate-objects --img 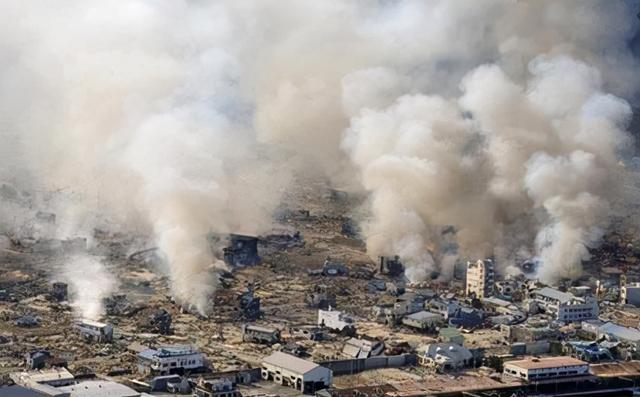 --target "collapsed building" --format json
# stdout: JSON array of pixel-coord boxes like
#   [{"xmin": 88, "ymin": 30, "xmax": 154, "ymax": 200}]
[
  {"xmin": 223, "ymin": 234, "xmax": 260, "ymax": 267},
  {"xmin": 306, "ymin": 284, "xmax": 336, "ymax": 309},
  {"xmin": 318, "ymin": 308, "xmax": 356, "ymax": 336},
  {"xmin": 149, "ymin": 309, "xmax": 172, "ymax": 335},
  {"xmin": 194, "ymin": 377, "xmax": 240, "ymax": 397},
  {"xmin": 342, "ymin": 338, "xmax": 384, "ymax": 358},
  {"xmin": 50, "ymin": 282, "xmax": 68, "ymax": 301},
  {"xmin": 418, "ymin": 343, "xmax": 475, "ymax": 372},
  {"xmin": 378, "ymin": 256, "xmax": 404, "ymax": 277}
]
